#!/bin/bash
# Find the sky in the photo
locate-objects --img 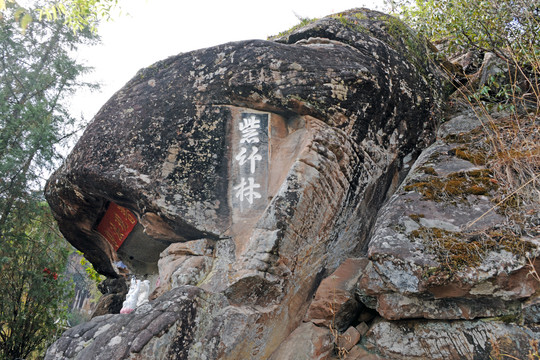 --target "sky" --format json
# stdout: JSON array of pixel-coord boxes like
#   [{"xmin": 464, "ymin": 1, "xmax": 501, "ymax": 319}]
[{"xmin": 69, "ymin": 0, "xmax": 388, "ymax": 121}]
